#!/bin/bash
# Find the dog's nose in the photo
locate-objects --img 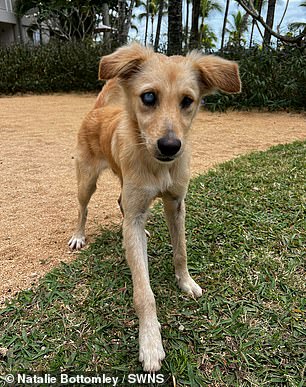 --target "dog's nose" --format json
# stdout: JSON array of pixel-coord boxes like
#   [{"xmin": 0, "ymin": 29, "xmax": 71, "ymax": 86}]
[{"xmin": 157, "ymin": 136, "xmax": 181, "ymax": 157}]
